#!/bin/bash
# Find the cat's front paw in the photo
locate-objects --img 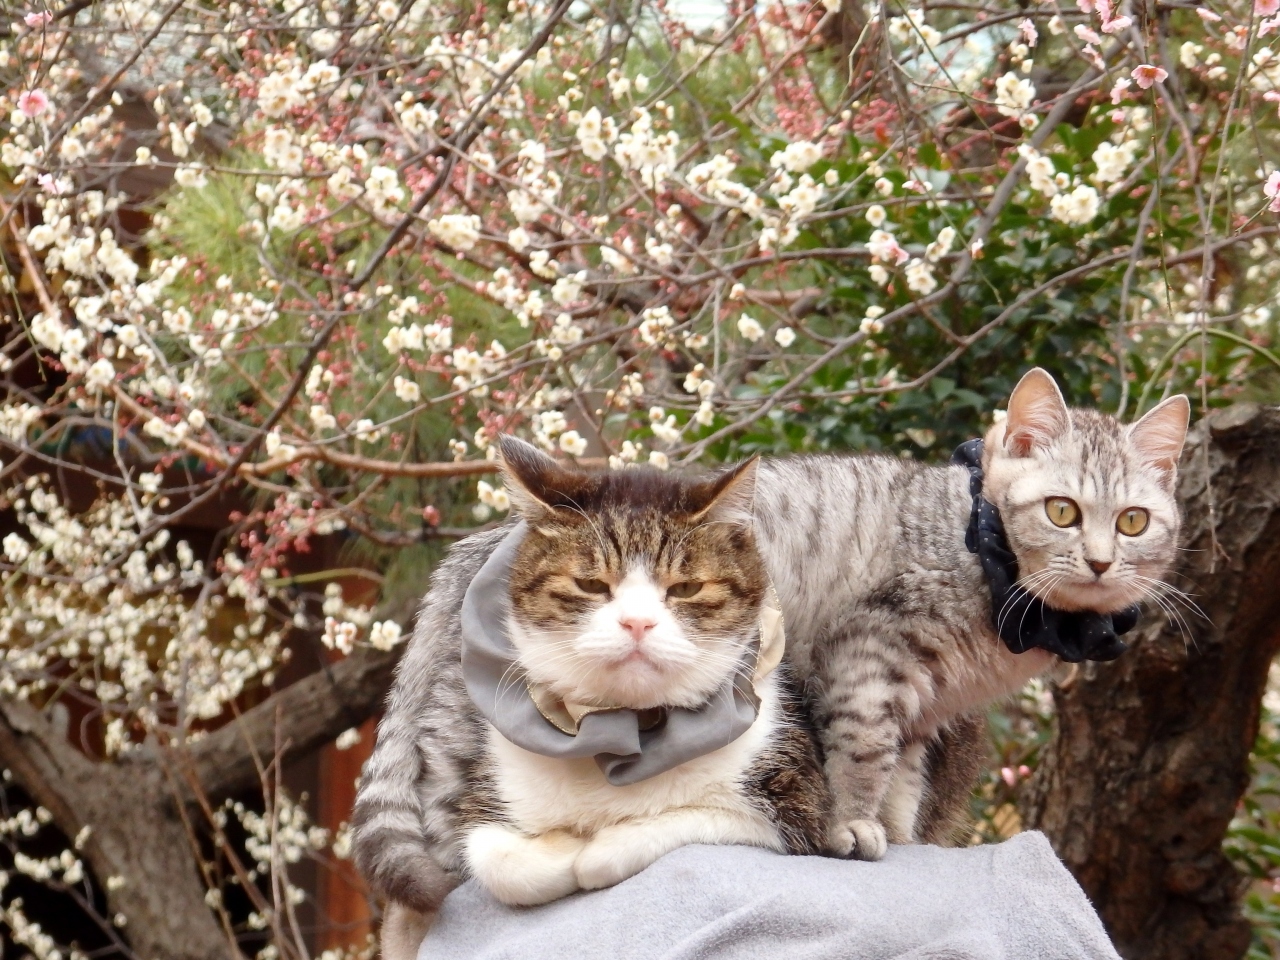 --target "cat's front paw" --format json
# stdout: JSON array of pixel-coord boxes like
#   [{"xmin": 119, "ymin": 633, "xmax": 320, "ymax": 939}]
[
  {"xmin": 574, "ymin": 825, "xmax": 660, "ymax": 891},
  {"xmin": 828, "ymin": 818, "xmax": 888, "ymax": 861},
  {"xmin": 465, "ymin": 825, "xmax": 585, "ymax": 906}
]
